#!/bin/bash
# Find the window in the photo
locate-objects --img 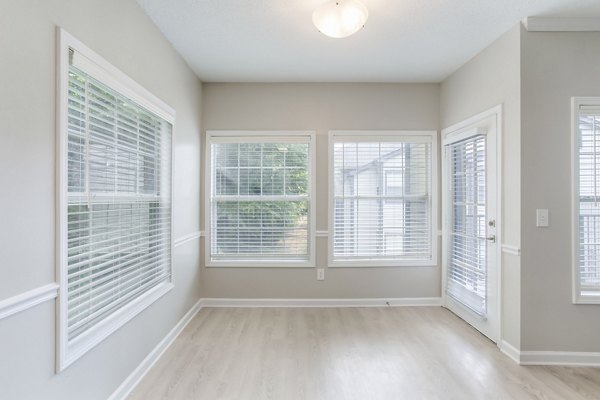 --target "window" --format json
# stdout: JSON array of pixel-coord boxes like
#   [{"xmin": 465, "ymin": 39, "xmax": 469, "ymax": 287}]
[
  {"xmin": 329, "ymin": 131, "xmax": 437, "ymax": 267},
  {"xmin": 573, "ymin": 97, "xmax": 600, "ymax": 304},
  {"xmin": 206, "ymin": 131, "xmax": 315, "ymax": 267},
  {"xmin": 57, "ymin": 29, "xmax": 174, "ymax": 370}
]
